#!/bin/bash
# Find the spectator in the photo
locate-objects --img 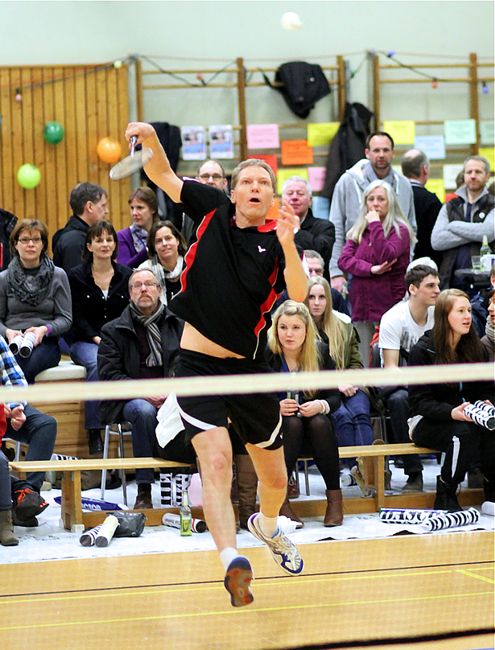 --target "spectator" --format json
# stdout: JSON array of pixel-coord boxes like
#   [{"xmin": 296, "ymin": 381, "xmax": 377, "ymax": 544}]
[
  {"xmin": 98, "ymin": 268, "xmax": 184, "ymax": 509},
  {"xmin": 0, "ymin": 219, "xmax": 72, "ymax": 383},
  {"xmin": 303, "ymin": 250, "xmax": 350, "ymax": 317},
  {"xmin": 329, "ymin": 131, "xmax": 416, "ymax": 292},
  {"xmin": 0, "ymin": 335, "xmax": 56, "ymax": 527},
  {"xmin": 305, "ymin": 276, "xmax": 374, "ymax": 487},
  {"xmin": 401, "ymin": 148, "xmax": 442, "ymax": 267},
  {"xmin": 52, "ymin": 183, "xmax": 108, "ymax": 274},
  {"xmin": 117, "ymin": 187, "xmax": 159, "ymax": 268},
  {"xmin": 282, "ymin": 176, "xmax": 335, "ymax": 276},
  {"xmin": 267, "ymin": 300, "xmax": 342, "ymax": 527},
  {"xmin": 67, "ymin": 221, "xmax": 132, "ymax": 454},
  {"xmin": 138, "ymin": 220, "xmax": 187, "ymax": 305},
  {"xmin": 481, "ymin": 289, "xmax": 494, "ymax": 361},
  {"xmin": 408, "ymin": 289, "xmax": 495, "ymax": 510},
  {"xmin": 431, "ymin": 155, "xmax": 494, "ymax": 292},
  {"xmin": 379, "ymin": 264, "xmax": 441, "ymax": 491},
  {"xmin": 338, "ymin": 180, "xmax": 415, "ymax": 364}
]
